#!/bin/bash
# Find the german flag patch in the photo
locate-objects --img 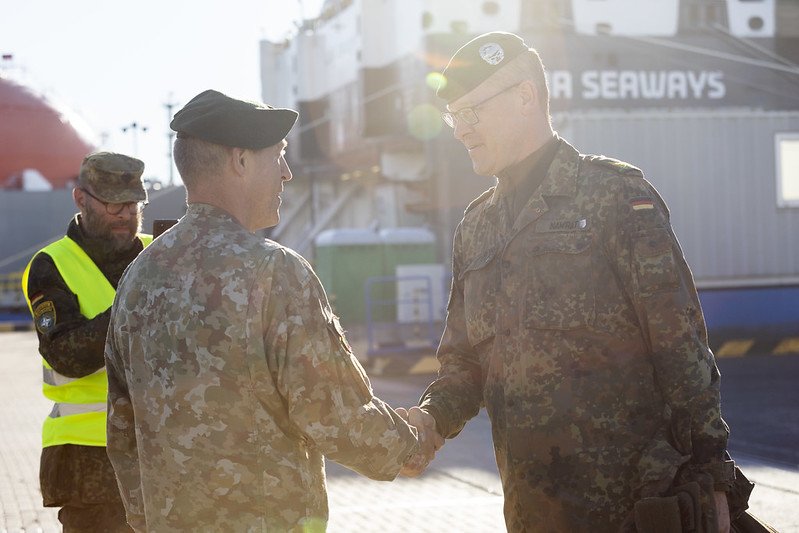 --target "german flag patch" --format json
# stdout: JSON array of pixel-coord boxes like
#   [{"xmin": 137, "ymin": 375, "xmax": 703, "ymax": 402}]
[{"xmin": 631, "ymin": 197, "xmax": 655, "ymax": 211}]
